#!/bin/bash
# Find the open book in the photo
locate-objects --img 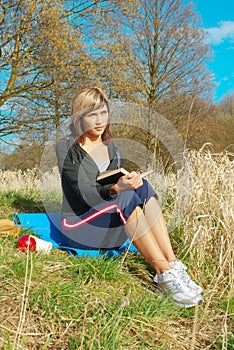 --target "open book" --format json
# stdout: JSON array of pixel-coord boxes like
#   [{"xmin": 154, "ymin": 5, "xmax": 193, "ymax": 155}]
[{"xmin": 96, "ymin": 168, "xmax": 154, "ymax": 185}]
